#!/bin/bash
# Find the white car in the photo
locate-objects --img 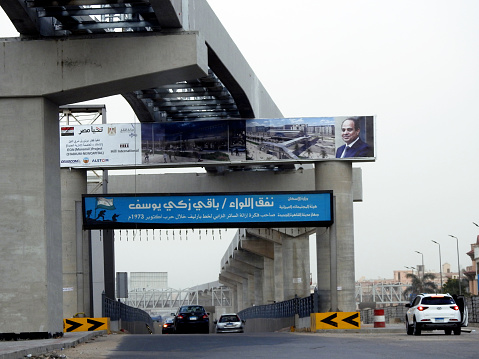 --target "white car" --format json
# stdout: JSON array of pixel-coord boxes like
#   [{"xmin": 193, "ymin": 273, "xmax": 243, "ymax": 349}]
[
  {"xmin": 405, "ymin": 293, "xmax": 462, "ymax": 335},
  {"xmin": 215, "ymin": 313, "xmax": 245, "ymax": 333}
]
